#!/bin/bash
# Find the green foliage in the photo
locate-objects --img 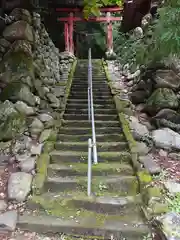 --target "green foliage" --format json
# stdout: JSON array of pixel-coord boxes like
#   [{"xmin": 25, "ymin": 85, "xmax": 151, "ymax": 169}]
[
  {"xmin": 166, "ymin": 193, "xmax": 180, "ymax": 212},
  {"xmin": 114, "ymin": 0, "xmax": 180, "ymax": 68},
  {"xmin": 83, "ymin": 0, "xmax": 122, "ymax": 18}
]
